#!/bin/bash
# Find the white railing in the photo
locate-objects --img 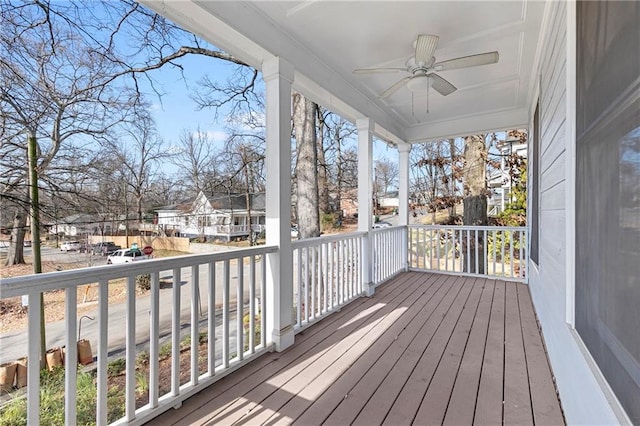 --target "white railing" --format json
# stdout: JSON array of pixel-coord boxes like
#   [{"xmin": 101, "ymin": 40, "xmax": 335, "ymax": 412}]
[
  {"xmin": 408, "ymin": 225, "xmax": 528, "ymax": 282},
  {"xmin": 0, "ymin": 245, "xmax": 276, "ymax": 425},
  {"xmin": 292, "ymin": 231, "xmax": 366, "ymax": 331},
  {"xmin": 371, "ymin": 226, "xmax": 407, "ymax": 285}
]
